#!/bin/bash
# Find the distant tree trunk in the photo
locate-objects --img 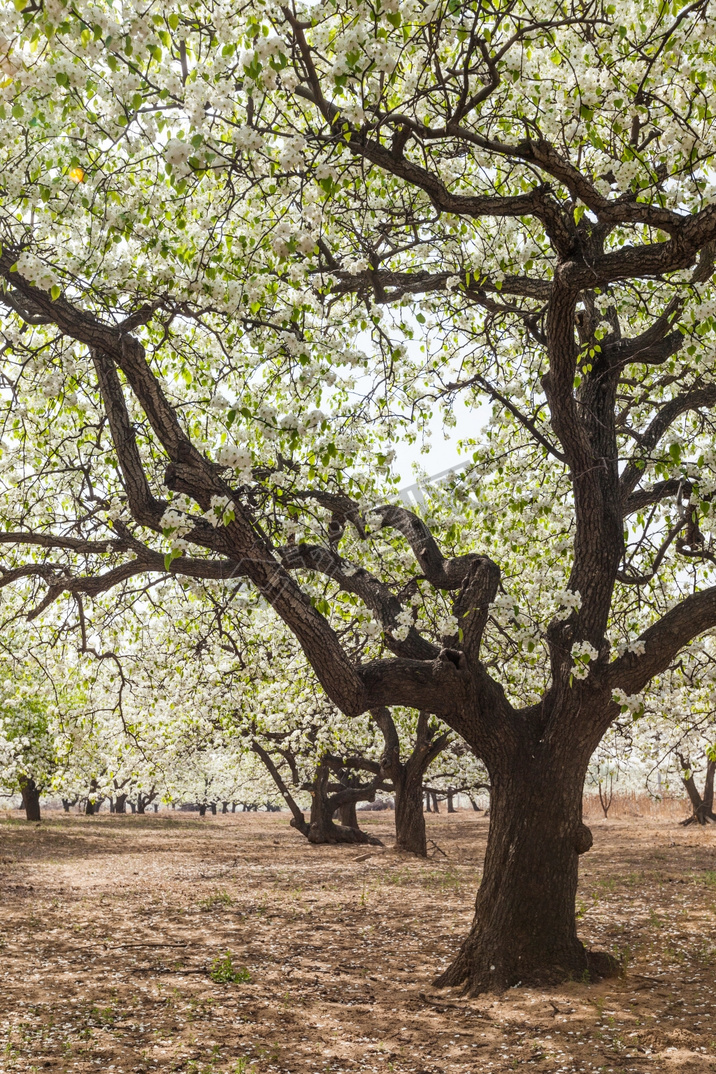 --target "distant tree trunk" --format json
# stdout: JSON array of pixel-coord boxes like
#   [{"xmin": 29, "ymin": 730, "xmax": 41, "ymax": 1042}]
[
  {"xmin": 372, "ymin": 709, "xmax": 451, "ymax": 858},
  {"xmin": 598, "ymin": 774, "xmax": 614, "ymax": 818},
  {"xmin": 425, "ymin": 791, "xmax": 432, "ymax": 813},
  {"xmin": 338, "ymin": 800, "xmax": 358, "ymax": 829},
  {"xmin": 109, "ymin": 797, "xmax": 115, "ymax": 813},
  {"xmin": 115, "ymin": 794, "xmax": 127, "ymax": 814},
  {"xmin": 153, "ymin": 804, "xmax": 159, "ymax": 812},
  {"xmin": 679, "ymin": 755, "xmax": 716, "ymax": 825},
  {"xmin": 222, "ymin": 801, "xmax": 229, "ymax": 814},
  {"xmin": 199, "ymin": 803, "xmax": 206, "ymax": 817},
  {"xmin": 85, "ymin": 778, "xmax": 99, "ymax": 815},
  {"xmin": 61, "ymin": 797, "xmax": 77, "ymax": 813},
  {"xmin": 232, "ymin": 802, "xmax": 237, "ymax": 813},
  {"xmin": 20, "ymin": 777, "xmax": 41, "ymax": 822},
  {"xmin": 307, "ymin": 762, "xmax": 383, "ymax": 845},
  {"xmin": 129, "ymin": 801, "xmax": 136, "ymax": 814},
  {"xmin": 431, "ymin": 791, "xmax": 440, "ymax": 813},
  {"xmin": 393, "ymin": 767, "xmax": 427, "ymax": 856},
  {"xmin": 210, "ymin": 802, "xmax": 217, "ymax": 815},
  {"xmin": 468, "ymin": 794, "xmax": 480, "ymax": 811},
  {"xmin": 447, "ymin": 789, "xmax": 457, "ymax": 813}
]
